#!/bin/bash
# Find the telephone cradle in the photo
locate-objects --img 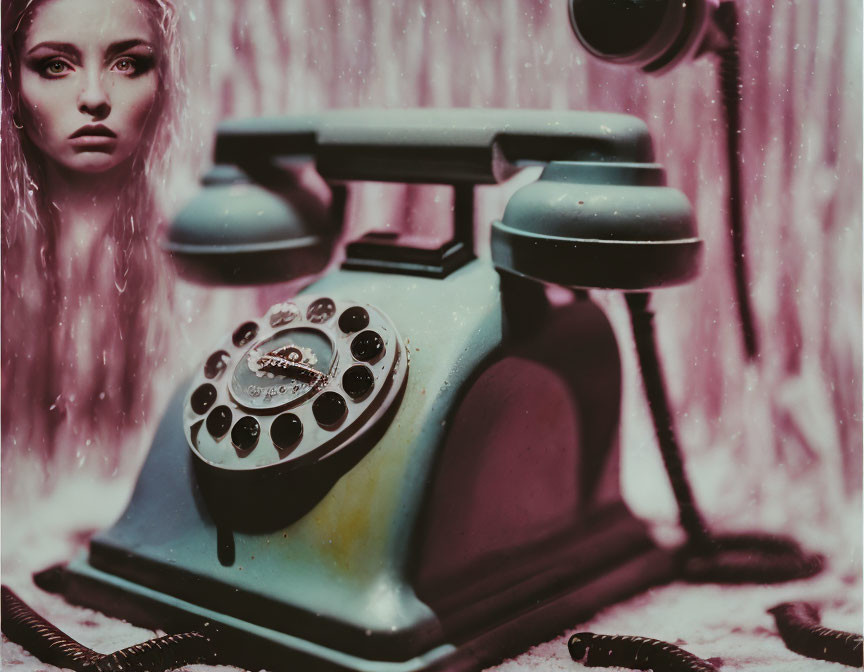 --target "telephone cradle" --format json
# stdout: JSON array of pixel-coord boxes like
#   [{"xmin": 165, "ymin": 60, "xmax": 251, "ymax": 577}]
[{"xmin": 44, "ymin": 109, "xmax": 702, "ymax": 671}]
